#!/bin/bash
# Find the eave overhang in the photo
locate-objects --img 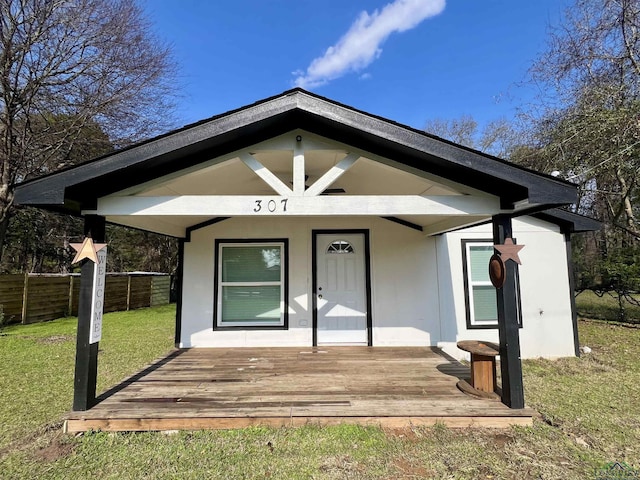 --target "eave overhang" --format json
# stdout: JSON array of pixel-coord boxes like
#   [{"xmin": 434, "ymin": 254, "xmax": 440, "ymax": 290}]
[
  {"xmin": 14, "ymin": 88, "xmax": 577, "ymax": 218},
  {"xmin": 533, "ymin": 209, "xmax": 601, "ymax": 234}
]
